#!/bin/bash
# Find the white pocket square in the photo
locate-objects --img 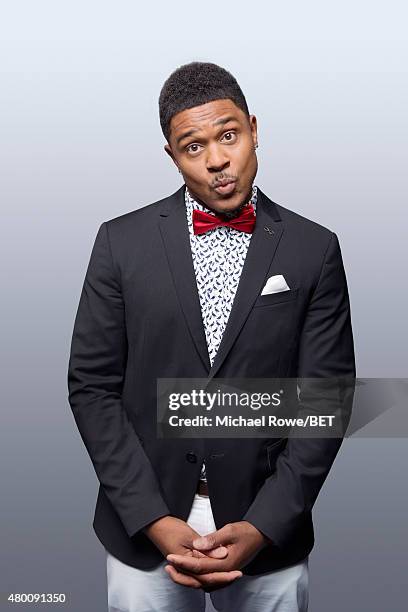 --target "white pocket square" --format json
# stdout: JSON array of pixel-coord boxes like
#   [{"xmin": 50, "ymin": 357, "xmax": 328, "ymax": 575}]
[{"xmin": 261, "ymin": 274, "xmax": 291, "ymax": 295}]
